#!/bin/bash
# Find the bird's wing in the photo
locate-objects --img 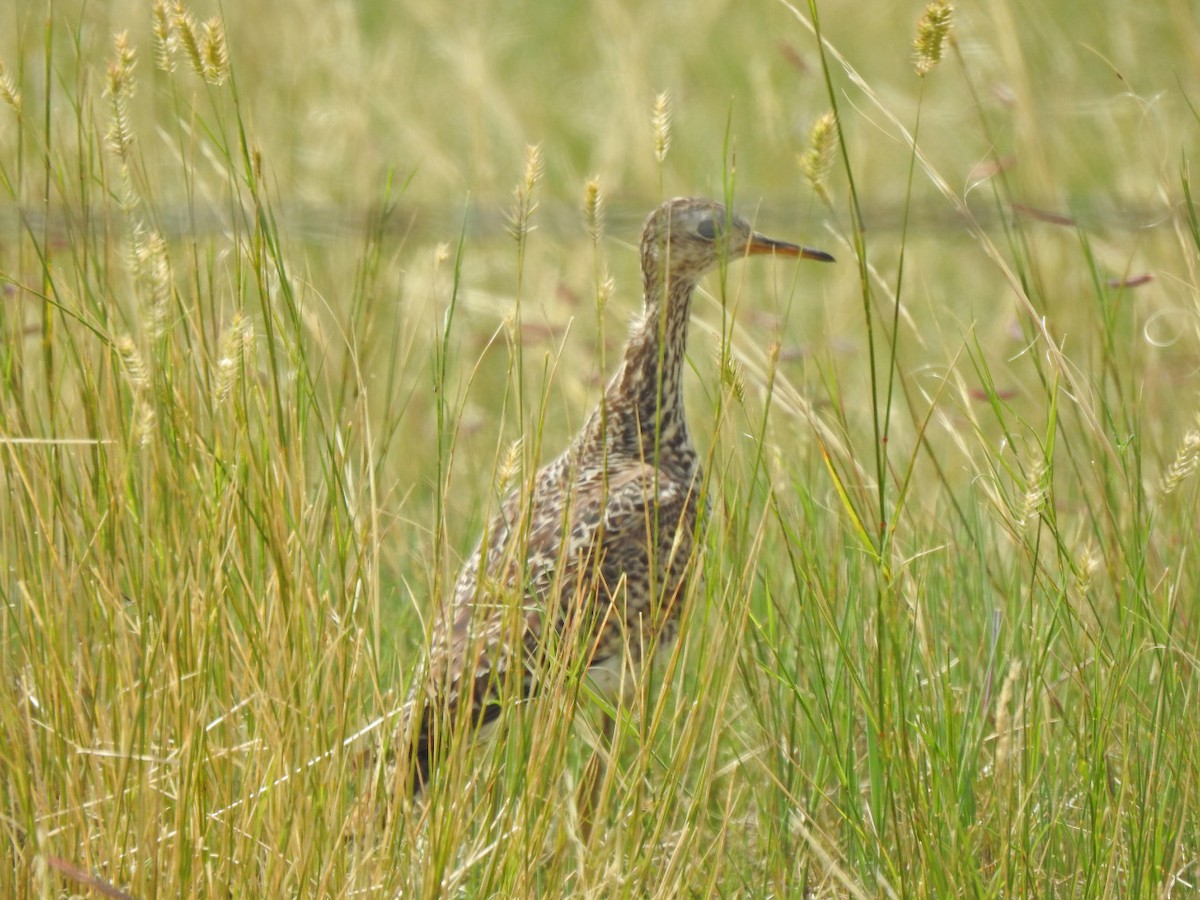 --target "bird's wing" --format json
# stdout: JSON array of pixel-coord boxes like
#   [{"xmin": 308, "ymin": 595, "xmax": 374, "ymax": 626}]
[{"xmin": 413, "ymin": 462, "xmax": 700, "ymax": 763}]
